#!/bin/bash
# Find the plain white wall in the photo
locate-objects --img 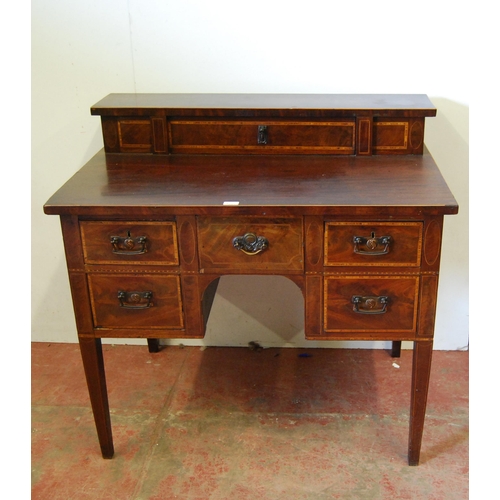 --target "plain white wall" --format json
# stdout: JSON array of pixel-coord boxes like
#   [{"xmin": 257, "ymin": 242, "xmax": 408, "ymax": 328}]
[{"xmin": 32, "ymin": 0, "xmax": 469, "ymax": 350}]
